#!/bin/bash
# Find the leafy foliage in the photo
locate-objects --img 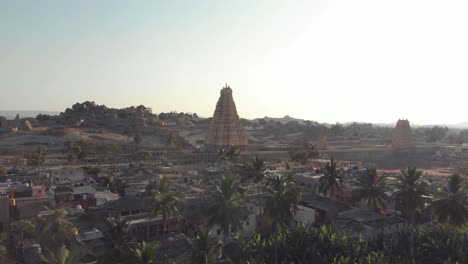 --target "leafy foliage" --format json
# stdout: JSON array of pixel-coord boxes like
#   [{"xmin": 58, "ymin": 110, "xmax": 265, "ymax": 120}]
[
  {"xmin": 207, "ymin": 175, "xmax": 248, "ymax": 241},
  {"xmin": 383, "ymin": 224, "xmax": 468, "ymax": 264},
  {"xmin": 239, "ymin": 223, "xmax": 468, "ymax": 264},
  {"xmin": 39, "ymin": 208, "xmax": 76, "ymax": 260},
  {"xmin": 240, "ymin": 224, "xmax": 379, "ymax": 264},
  {"xmin": 192, "ymin": 228, "xmax": 223, "ymax": 264},
  {"xmin": 428, "ymin": 174, "xmax": 468, "ymax": 227},
  {"xmin": 143, "ymin": 176, "xmax": 183, "ymax": 250},
  {"xmin": 319, "ymin": 158, "xmax": 343, "ymax": 197},
  {"xmin": 391, "ymin": 167, "xmax": 431, "ymax": 222},
  {"xmin": 353, "ymin": 168, "xmax": 391, "ymax": 214},
  {"xmin": 45, "ymin": 245, "xmax": 82, "ymax": 264},
  {"xmin": 288, "ymin": 143, "xmax": 319, "ymax": 164},
  {"xmin": 263, "ymin": 174, "xmax": 301, "ymax": 226},
  {"xmin": 245, "ymin": 156, "xmax": 267, "ymax": 214},
  {"xmin": 132, "ymin": 241, "xmax": 160, "ymax": 264},
  {"xmin": 102, "ymin": 217, "xmax": 138, "ymax": 263},
  {"xmin": 0, "ymin": 232, "xmax": 7, "ymax": 258},
  {"xmin": 26, "ymin": 145, "xmax": 47, "ymax": 166}
]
